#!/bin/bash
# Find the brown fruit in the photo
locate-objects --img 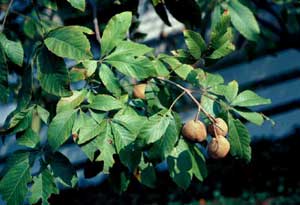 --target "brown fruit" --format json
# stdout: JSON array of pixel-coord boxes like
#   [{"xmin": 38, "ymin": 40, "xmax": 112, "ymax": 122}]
[
  {"xmin": 208, "ymin": 118, "xmax": 228, "ymax": 137},
  {"xmin": 133, "ymin": 83, "xmax": 147, "ymax": 99},
  {"xmin": 207, "ymin": 135, "xmax": 230, "ymax": 159},
  {"xmin": 182, "ymin": 120, "xmax": 207, "ymax": 142}
]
